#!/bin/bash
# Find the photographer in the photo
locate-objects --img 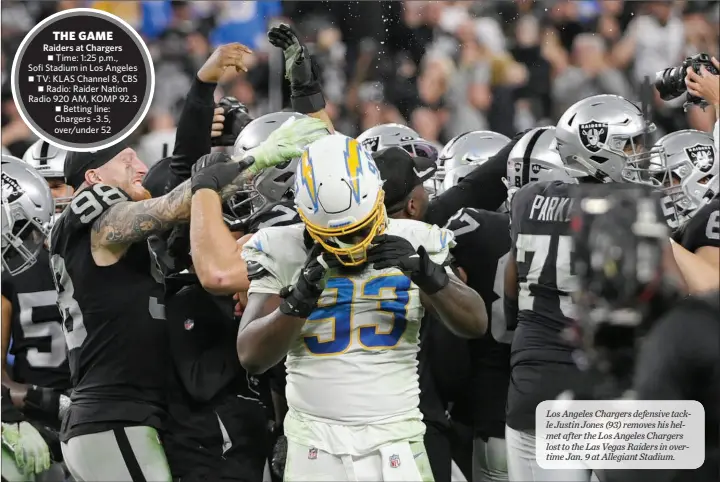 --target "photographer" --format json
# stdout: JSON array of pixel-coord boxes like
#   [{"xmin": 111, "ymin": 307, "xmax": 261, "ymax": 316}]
[
  {"xmin": 685, "ymin": 55, "xmax": 720, "ymax": 148},
  {"xmin": 571, "ymin": 184, "xmax": 718, "ymax": 482}
]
